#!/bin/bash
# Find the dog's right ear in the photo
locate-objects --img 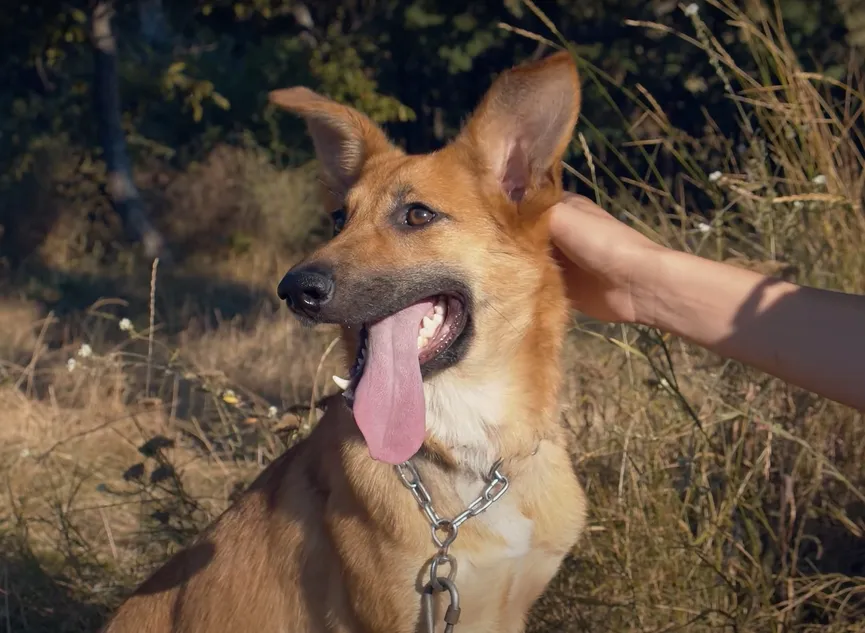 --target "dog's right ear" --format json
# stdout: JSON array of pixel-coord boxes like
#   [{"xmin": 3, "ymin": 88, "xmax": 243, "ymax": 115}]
[{"xmin": 269, "ymin": 87, "xmax": 396, "ymax": 197}]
